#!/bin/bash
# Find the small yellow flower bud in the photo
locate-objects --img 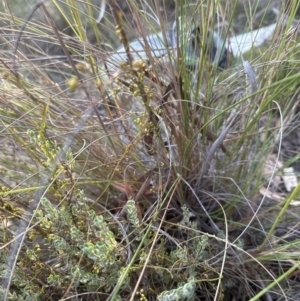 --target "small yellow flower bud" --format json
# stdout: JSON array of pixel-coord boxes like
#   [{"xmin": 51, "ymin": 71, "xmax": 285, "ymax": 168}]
[
  {"xmin": 67, "ymin": 77, "xmax": 79, "ymax": 92},
  {"xmin": 95, "ymin": 78, "xmax": 102, "ymax": 89},
  {"xmin": 75, "ymin": 62, "xmax": 88, "ymax": 72},
  {"xmin": 132, "ymin": 60, "xmax": 146, "ymax": 71}
]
